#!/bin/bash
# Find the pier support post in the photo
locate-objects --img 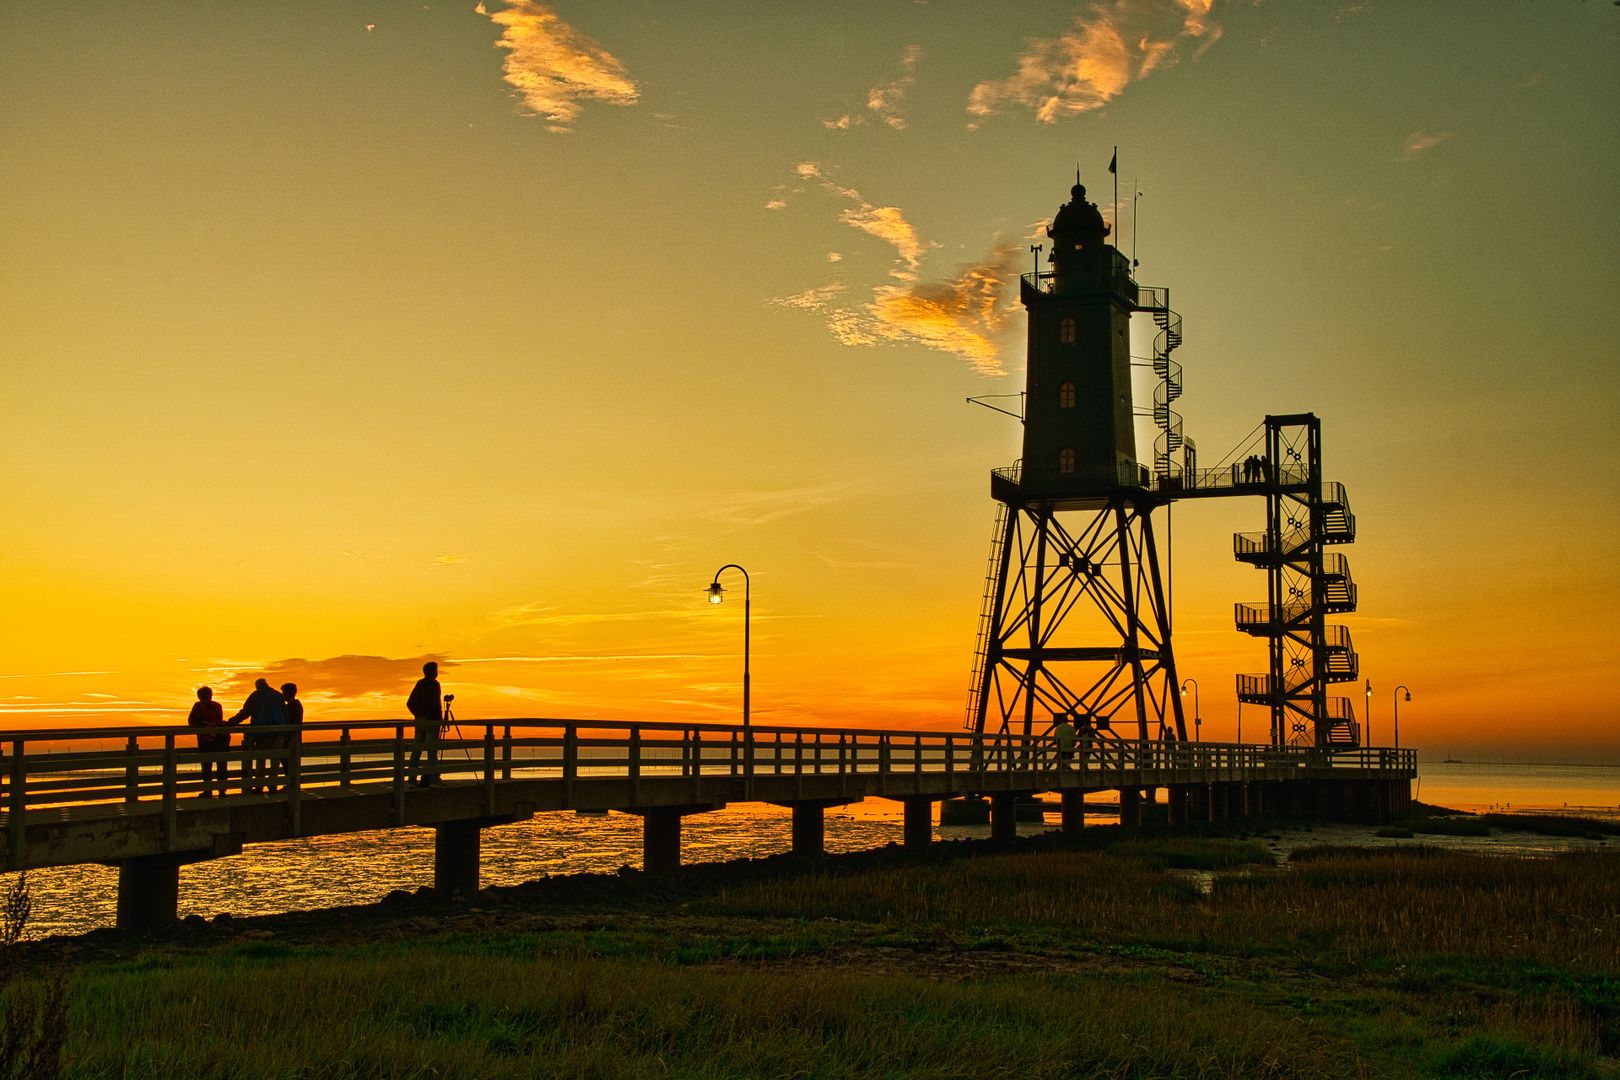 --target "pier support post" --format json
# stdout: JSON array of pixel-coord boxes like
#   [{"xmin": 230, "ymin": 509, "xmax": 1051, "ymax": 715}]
[
  {"xmin": 903, "ymin": 798, "xmax": 934, "ymax": 848},
  {"xmin": 1119, "ymin": 787, "xmax": 1142, "ymax": 827},
  {"xmin": 1209, "ymin": 784, "xmax": 1229, "ymax": 822},
  {"xmin": 116, "ymin": 854, "xmax": 181, "ymax": 931},
  {"xmin": 643, "ymin": 807, "xmax": 682, "ymax": 873},
  {"xmin": 1061, "ymin": 790, "xmax": 1086, "ymax": 833},
  {"xmin": 1167, "ymin": 785, "xmax": 1187, "ymax": 826},
  {"xmin": 792, "ymin": 804, "xmax": 824, "ymax": 856},
  {"xmin": 991, "ymin": 792, "xmax": 1019, "ymax": 840},
  {"xmin": 435, "ymin": 820, "xmax": 481, "ymax": 898}
]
